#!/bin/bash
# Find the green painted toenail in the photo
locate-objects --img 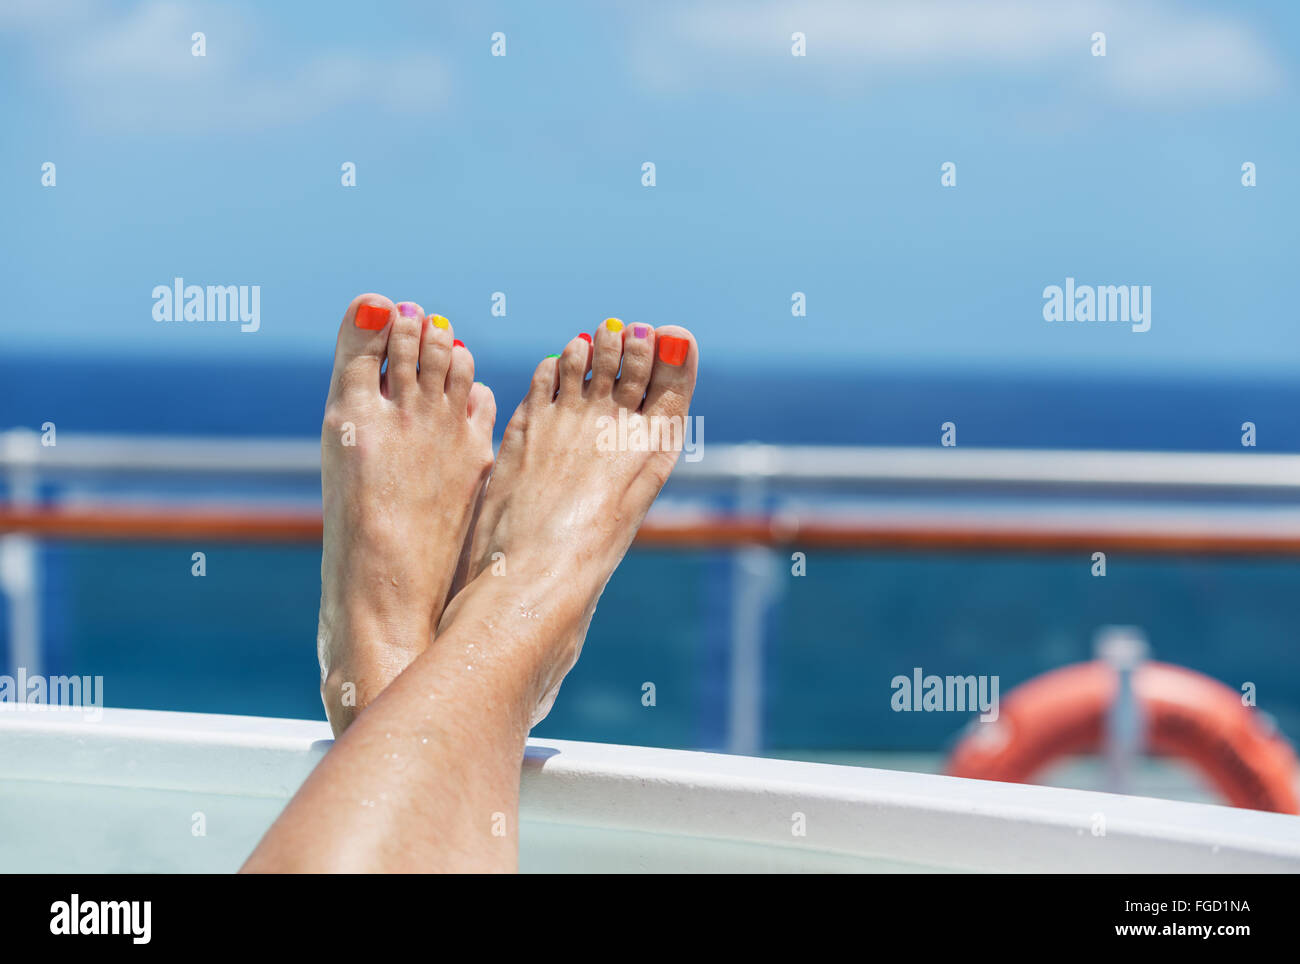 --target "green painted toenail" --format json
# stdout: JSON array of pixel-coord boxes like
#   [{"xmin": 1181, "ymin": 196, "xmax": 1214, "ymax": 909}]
[{"xmin": 545, "ymin": 353, "xmax": 560, "ymax": 358}]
